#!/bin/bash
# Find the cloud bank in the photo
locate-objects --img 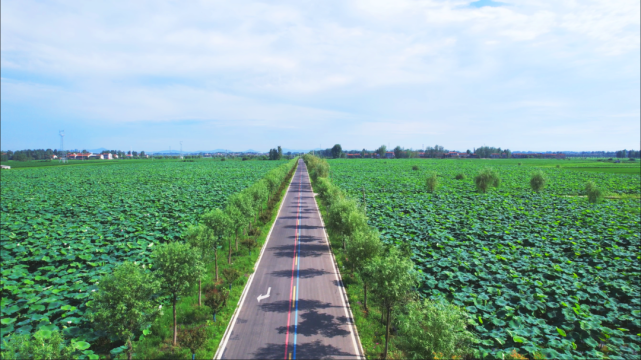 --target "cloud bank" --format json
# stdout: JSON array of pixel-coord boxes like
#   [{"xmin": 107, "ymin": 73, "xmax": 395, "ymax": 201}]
[{"xmin": 1, "ymin": 0, "xmax": 639, "ymax": 151}]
